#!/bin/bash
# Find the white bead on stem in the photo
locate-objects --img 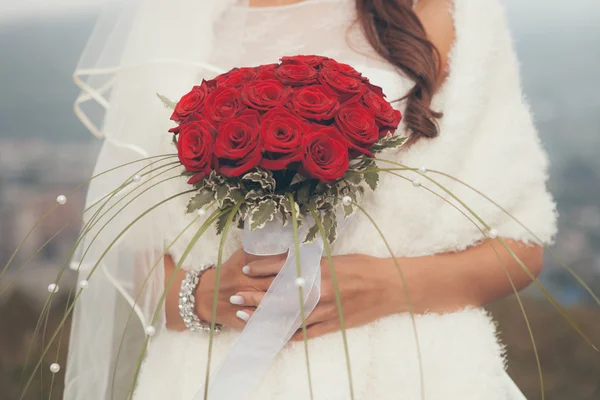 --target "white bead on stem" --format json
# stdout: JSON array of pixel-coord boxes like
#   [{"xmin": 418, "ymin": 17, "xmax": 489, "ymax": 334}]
[
  {"xmin": 295, "ymin": 277, "xmax": 306, "ymax": 288},
  {"xmin": 50, "ymin": 363, "xmax": 60, "ymax": 373},
  {"xmin": 132, "ymin": 174, "xmax": 142, "ymax": 183},
  {"xmin": 56, "ymin": 195, "xmax": 67, "ymax": 205},
  {"xmin": 411, "ymin": 179, "xmax": 421, "ymax": 188},
  {"xmin": 342, "ymin": 196, "xmax": 352, "ymax": 206},
  {"xmin": 145, "ymin": 326, "xmax": 156, "ymax": 337},
  {"xmin": 48, "ymin": 283, "xmax": 59, "ymax": 293}
]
